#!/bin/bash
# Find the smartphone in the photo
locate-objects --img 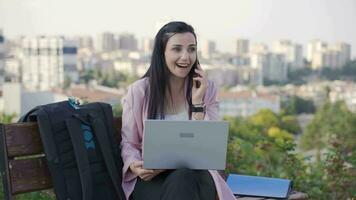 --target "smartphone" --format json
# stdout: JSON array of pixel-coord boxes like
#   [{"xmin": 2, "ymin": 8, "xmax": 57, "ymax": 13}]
[{"xmin": 193, "ymin": 59, "xmax": 201, "ymax": 88}]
